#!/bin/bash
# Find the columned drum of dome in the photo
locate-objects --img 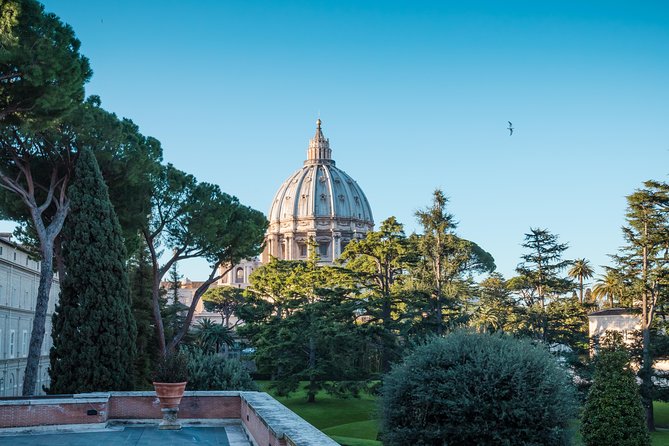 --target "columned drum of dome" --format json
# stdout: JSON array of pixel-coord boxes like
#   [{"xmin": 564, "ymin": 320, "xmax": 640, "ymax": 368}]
[{"xmin": 262, "ymin": 120, "xmax": 374, "ymax": 263}]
